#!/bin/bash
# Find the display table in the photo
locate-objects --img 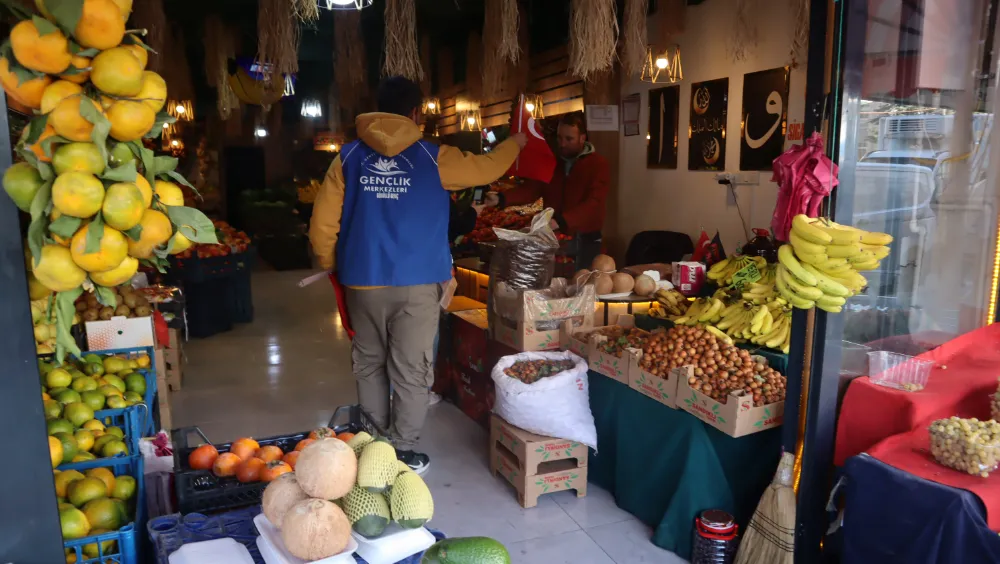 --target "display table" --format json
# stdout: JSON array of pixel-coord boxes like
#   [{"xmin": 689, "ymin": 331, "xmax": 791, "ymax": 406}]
[
  {"xmin": 834, "ymin": 323, "xmax": 1000, "ymax": 466},
  {"xmin": 587, "ymin": 371, "xmax": 781, "ymax": 559},
  {"xmin": 842, "ymin": 454, "xmax": 1000, "ymax": 563}
]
